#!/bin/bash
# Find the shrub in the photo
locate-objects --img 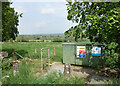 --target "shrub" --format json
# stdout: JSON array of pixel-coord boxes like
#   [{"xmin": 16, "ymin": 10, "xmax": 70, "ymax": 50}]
[
  {"xmin": 16, "ymin": 36, "xmax": 29, "ymax": 42},
  {"xmin": 53, "ymin": 38, "xmax": 64, "ymax": 42},
  {"xmin": 2, "ymin": 59, "xmax": 12, "ymax": 71},
  {"xmin": 105, "ymin": 42, "xmax": 119, "ymax": 68}
]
